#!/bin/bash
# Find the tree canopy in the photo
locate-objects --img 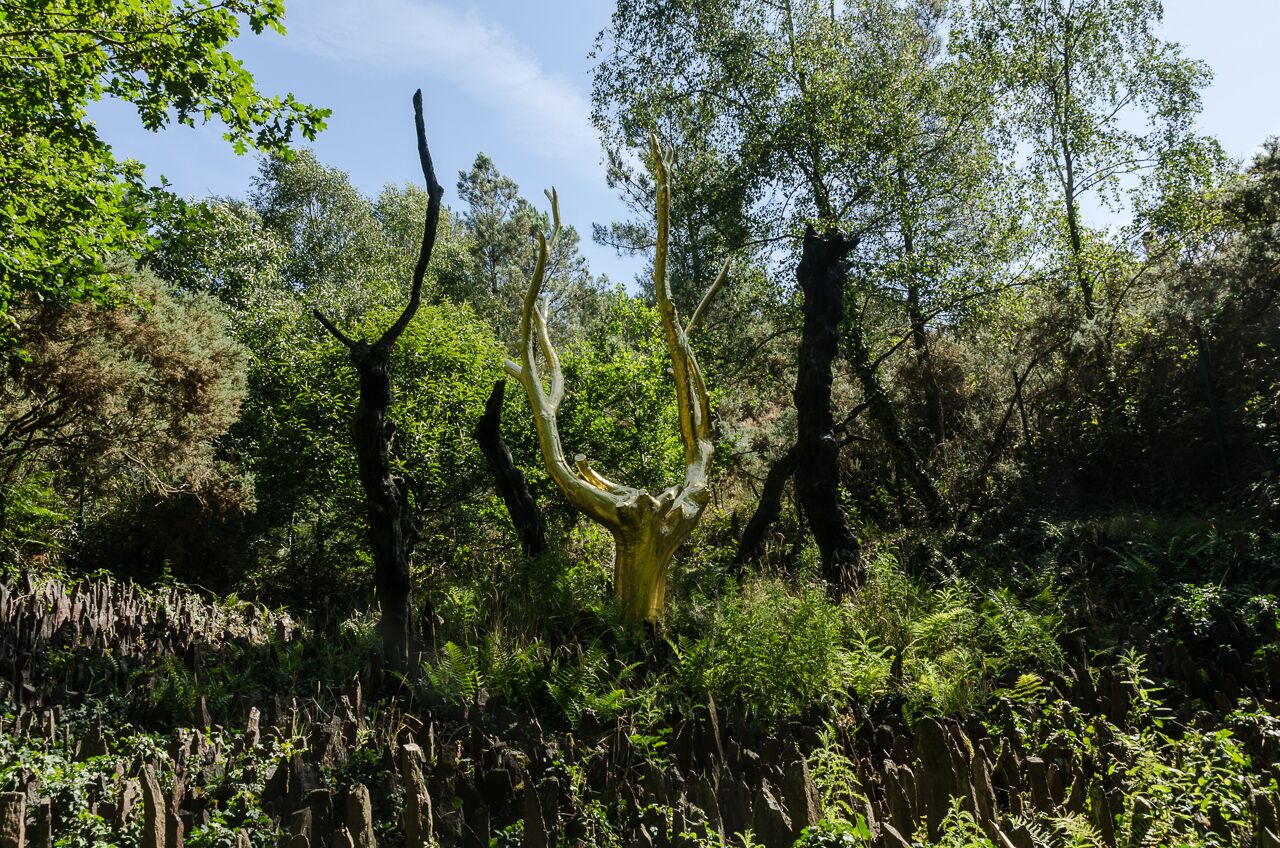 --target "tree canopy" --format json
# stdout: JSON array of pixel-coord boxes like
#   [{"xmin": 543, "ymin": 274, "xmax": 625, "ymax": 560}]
[{"xmin": 0, "ymin": 0, "xmax": 328, "ymax": 338}]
